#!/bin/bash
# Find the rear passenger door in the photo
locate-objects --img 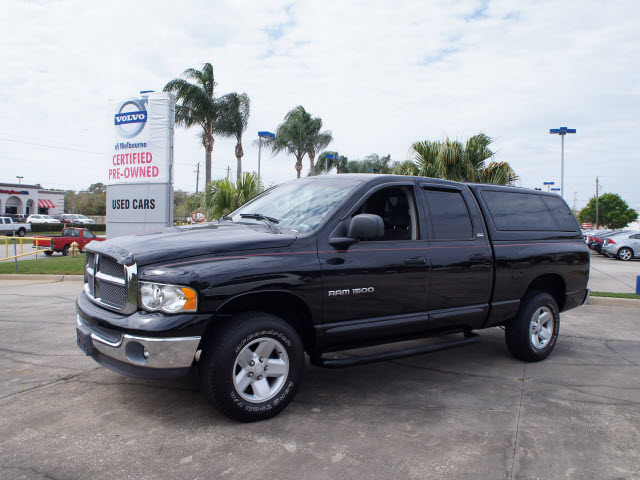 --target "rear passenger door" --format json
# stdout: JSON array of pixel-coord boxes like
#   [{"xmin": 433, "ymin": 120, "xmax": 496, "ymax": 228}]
[{"xmin": 420, "ymin": 184, "xmax": 492, "ymax": 331}]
